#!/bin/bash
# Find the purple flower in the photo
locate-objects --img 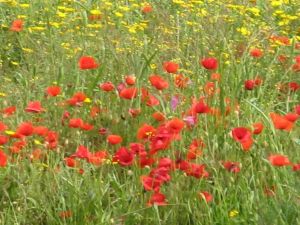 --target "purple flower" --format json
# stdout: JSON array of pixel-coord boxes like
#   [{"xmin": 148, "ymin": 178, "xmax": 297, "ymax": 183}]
[
  {"xmin": 171, "ymin": 96, "xmax": 180, "ymax": 111},
  {"xmin": 183, "ymin": 116, "xmax": 196, "ymax": 126},
  {"xmin": 117, "ymin": 82, "xmax": 126, "ymax": 93}
]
